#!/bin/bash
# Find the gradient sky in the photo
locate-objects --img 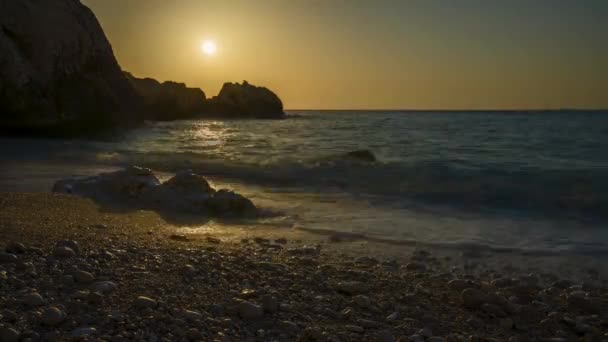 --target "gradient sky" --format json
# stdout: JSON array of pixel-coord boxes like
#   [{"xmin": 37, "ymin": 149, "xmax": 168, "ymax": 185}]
[{"xmin": 82, "ymin": 0, "xmax": 607, "ymax": 110}]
